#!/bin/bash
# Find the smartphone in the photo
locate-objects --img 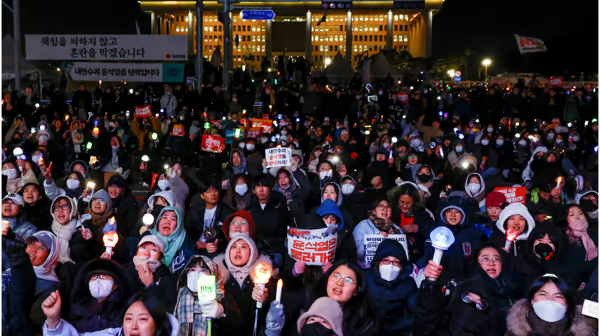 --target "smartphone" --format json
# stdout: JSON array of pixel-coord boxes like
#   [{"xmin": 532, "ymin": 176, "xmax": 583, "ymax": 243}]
[{"xmin": 367, "ymin": 95, "xmax": 378, "ymax": 102}]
